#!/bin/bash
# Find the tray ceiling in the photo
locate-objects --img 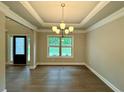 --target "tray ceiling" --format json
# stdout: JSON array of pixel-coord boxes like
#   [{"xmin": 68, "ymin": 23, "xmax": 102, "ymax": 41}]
[{"xmin": 2, "ymin": 1, "xmax": 124, "ymax": 30}]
